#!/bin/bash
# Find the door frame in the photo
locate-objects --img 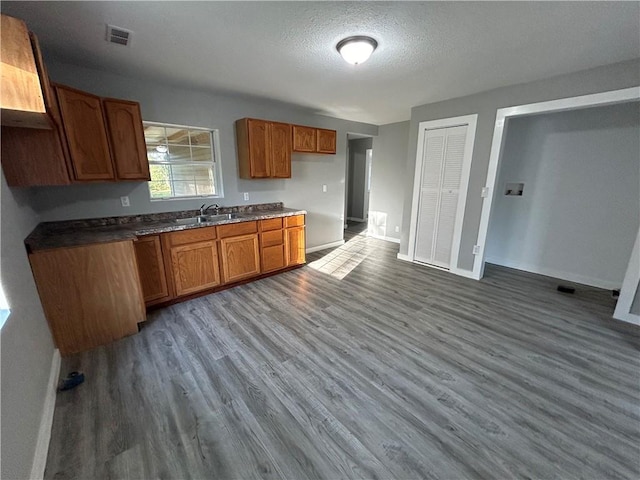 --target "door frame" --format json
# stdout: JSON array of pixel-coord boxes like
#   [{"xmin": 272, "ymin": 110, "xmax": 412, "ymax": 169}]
[
  {"xmin": 406, "ymin": 114, "xmax": 478, "ymax": 277},
  {"xmin": 474, "ymin": 86, "xmax": 640, "ymax": 283},
  {"xmin": 613, "ymin": 228, "xmax": 640, "ymax": 325}
]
